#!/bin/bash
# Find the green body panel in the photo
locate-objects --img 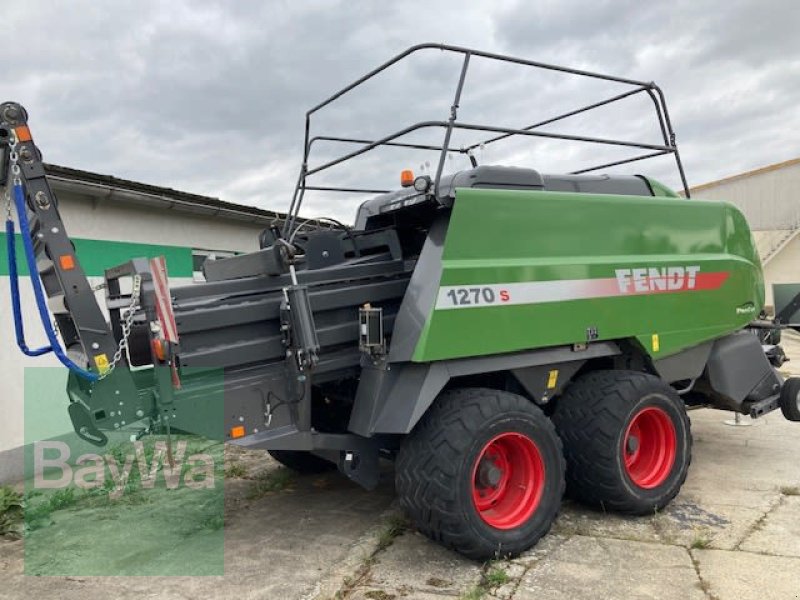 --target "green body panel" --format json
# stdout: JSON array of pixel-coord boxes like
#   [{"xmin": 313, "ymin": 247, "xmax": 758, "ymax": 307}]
[{"xmin": 412, "ymin": 188, "xmax": 763, "ymax": 362}]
